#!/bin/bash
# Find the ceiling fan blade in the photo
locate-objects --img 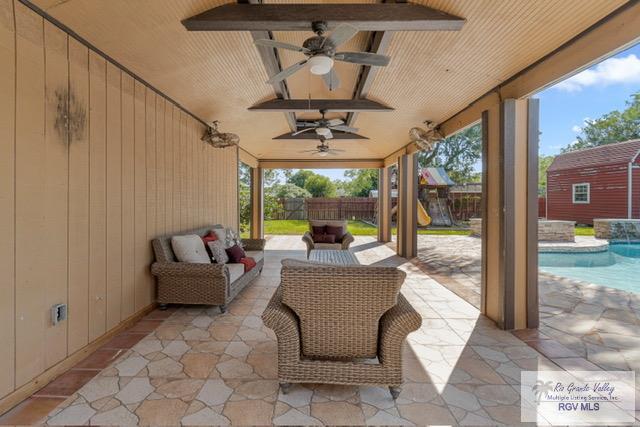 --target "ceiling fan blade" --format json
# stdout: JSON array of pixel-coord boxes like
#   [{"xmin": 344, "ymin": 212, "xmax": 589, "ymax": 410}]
[
  {"xmin": 327, "ymin": 118, "xmax": 344, "ymax": 126},
  {"xmin": 266, "ymin": 59, "xmax": 307, "ymax": 84},
  {"xmin": 291, "ymin": 127, "xmax": 316, "ymax": 136},
  {"xmin": 254, "ymin": 39, "xmax": 308, "ymax": 53},
  {"xmin": 329, "ymin": 125, "xmax": 359, "ymax": 133},
  {"xmin": 335, "ymin": 52, "xmax": 391, "ymax": 67},
  {"xmin": 299, "ymin": 149, "xmax": 320, "ymax": 153},
  {"xmin": 328, "ymin": 148, "xmax": 346, "ymax": 153},
  {"xmin": 325, "ymin": 129, "xmax": 334, "ymax": 140},
  {"xmin": 325, "ymin": 24, "xmax": 359, "ymax": 48},
  {"xmin": 321, "ymin": 68, "xmax": 340, "ymax": 91}
]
